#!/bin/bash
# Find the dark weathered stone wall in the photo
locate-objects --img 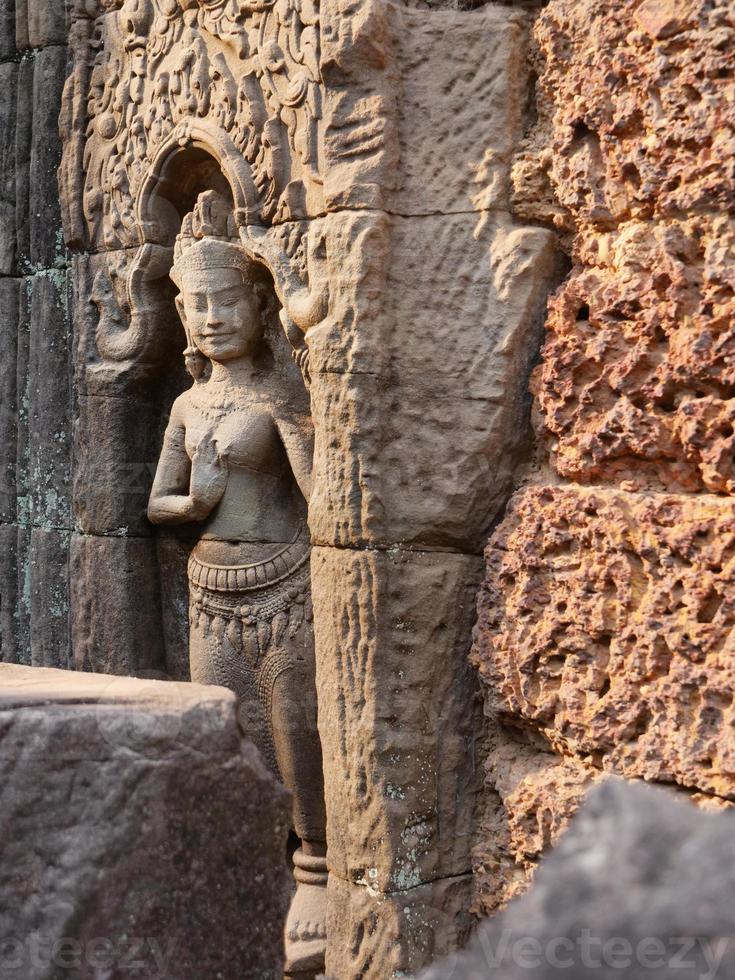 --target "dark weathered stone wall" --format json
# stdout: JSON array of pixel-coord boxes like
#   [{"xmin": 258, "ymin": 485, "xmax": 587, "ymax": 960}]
[
  {"xmin": 0, "ymin": 0, "xmax": 75, "ymax": 668},
  {"xmin": 0, "ymin": 0, "xmax": 177, "ymax": 675}
]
